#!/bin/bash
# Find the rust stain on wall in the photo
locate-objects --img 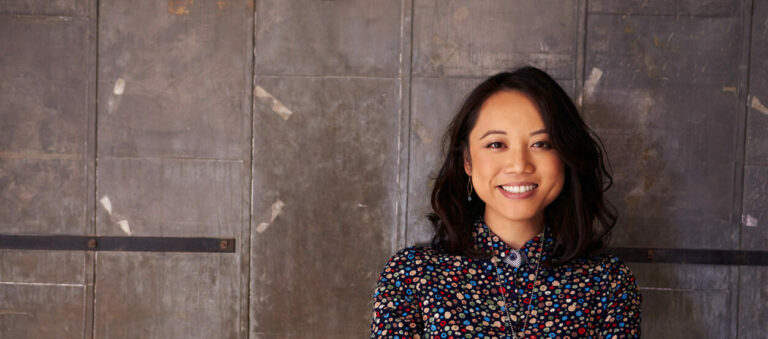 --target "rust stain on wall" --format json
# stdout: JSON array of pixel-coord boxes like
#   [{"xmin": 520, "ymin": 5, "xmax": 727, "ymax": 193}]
[{"xmin": 168, "ymin": 0, "xmax": 193, "ymax": 15}]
